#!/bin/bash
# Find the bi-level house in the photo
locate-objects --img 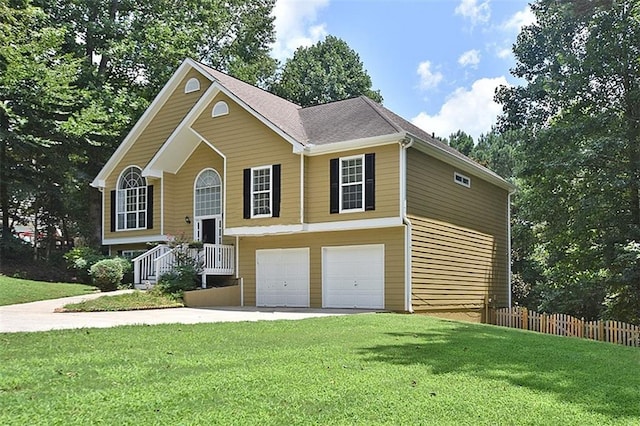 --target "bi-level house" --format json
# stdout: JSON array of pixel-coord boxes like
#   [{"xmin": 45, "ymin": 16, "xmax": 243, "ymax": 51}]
[{"xmin": 91, "ymin": 58, "xmax": 515, "ymax": 321}]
